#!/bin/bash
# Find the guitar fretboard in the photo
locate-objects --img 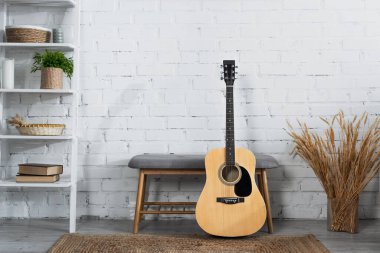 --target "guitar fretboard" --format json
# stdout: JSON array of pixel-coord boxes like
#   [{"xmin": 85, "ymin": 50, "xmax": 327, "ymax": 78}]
[{"xmin": 226, "ymin": 85, "xmax": 235, "ymax": 166}]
